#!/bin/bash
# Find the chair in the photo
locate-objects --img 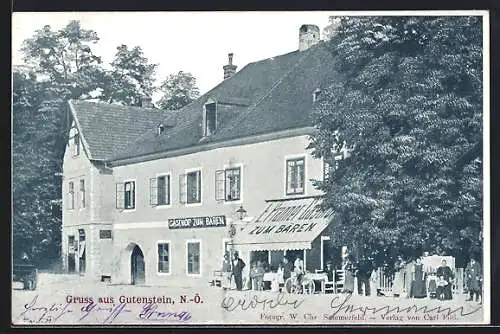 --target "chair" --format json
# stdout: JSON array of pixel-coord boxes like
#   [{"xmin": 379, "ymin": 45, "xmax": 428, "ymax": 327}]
[
  {"xmin": 321, "ymin": 271, "xmax": 335, "ymax": 294},
  {"xmin": 335, "ymin": 270, "xmax": 346, "ymax": 293}
]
